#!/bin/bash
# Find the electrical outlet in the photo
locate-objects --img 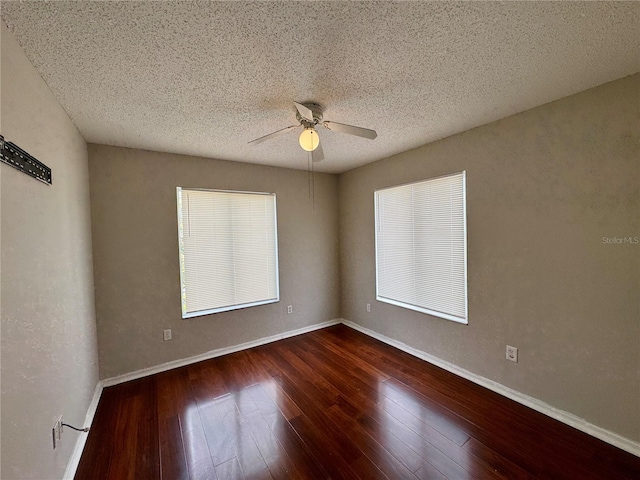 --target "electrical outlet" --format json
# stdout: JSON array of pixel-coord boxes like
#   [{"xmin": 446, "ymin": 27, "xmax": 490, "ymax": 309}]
[
  {"xmin": 287, "ymin": 305, "xmax": 293, "ymax": 314},
  {"xmin": 506, "ymin": 345, "xmax": 518, "ymax": 363},
  {"xmin": 52, "ymin": 415, "xmax": 62, "ymax": 449},
  {"xmin": 163, "ymin": 329, "xmax": 172, "ymax": 341},
  {"xmin": 366, "ymin": 303, "xmax": 371, "ymax": 312}
]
